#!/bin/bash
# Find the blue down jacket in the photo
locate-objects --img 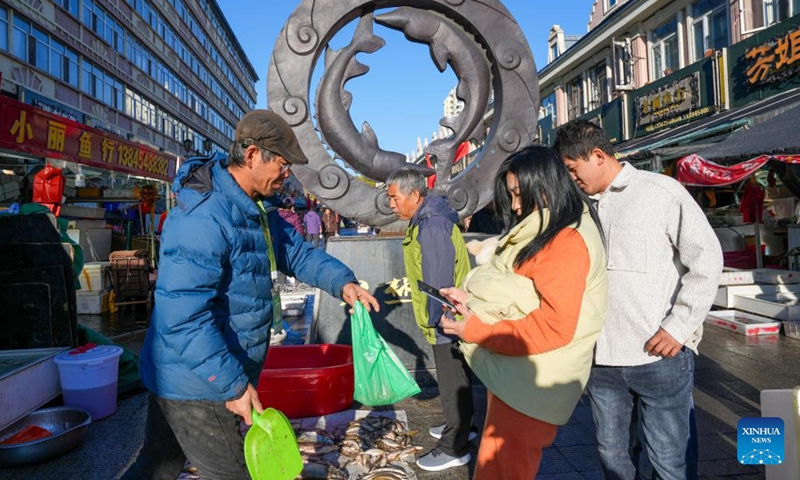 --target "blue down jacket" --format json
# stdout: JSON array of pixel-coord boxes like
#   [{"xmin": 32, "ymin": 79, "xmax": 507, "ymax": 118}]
[{"xmin": 139, "ymin": 153, "xmax": 357, "ymax": 401}]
